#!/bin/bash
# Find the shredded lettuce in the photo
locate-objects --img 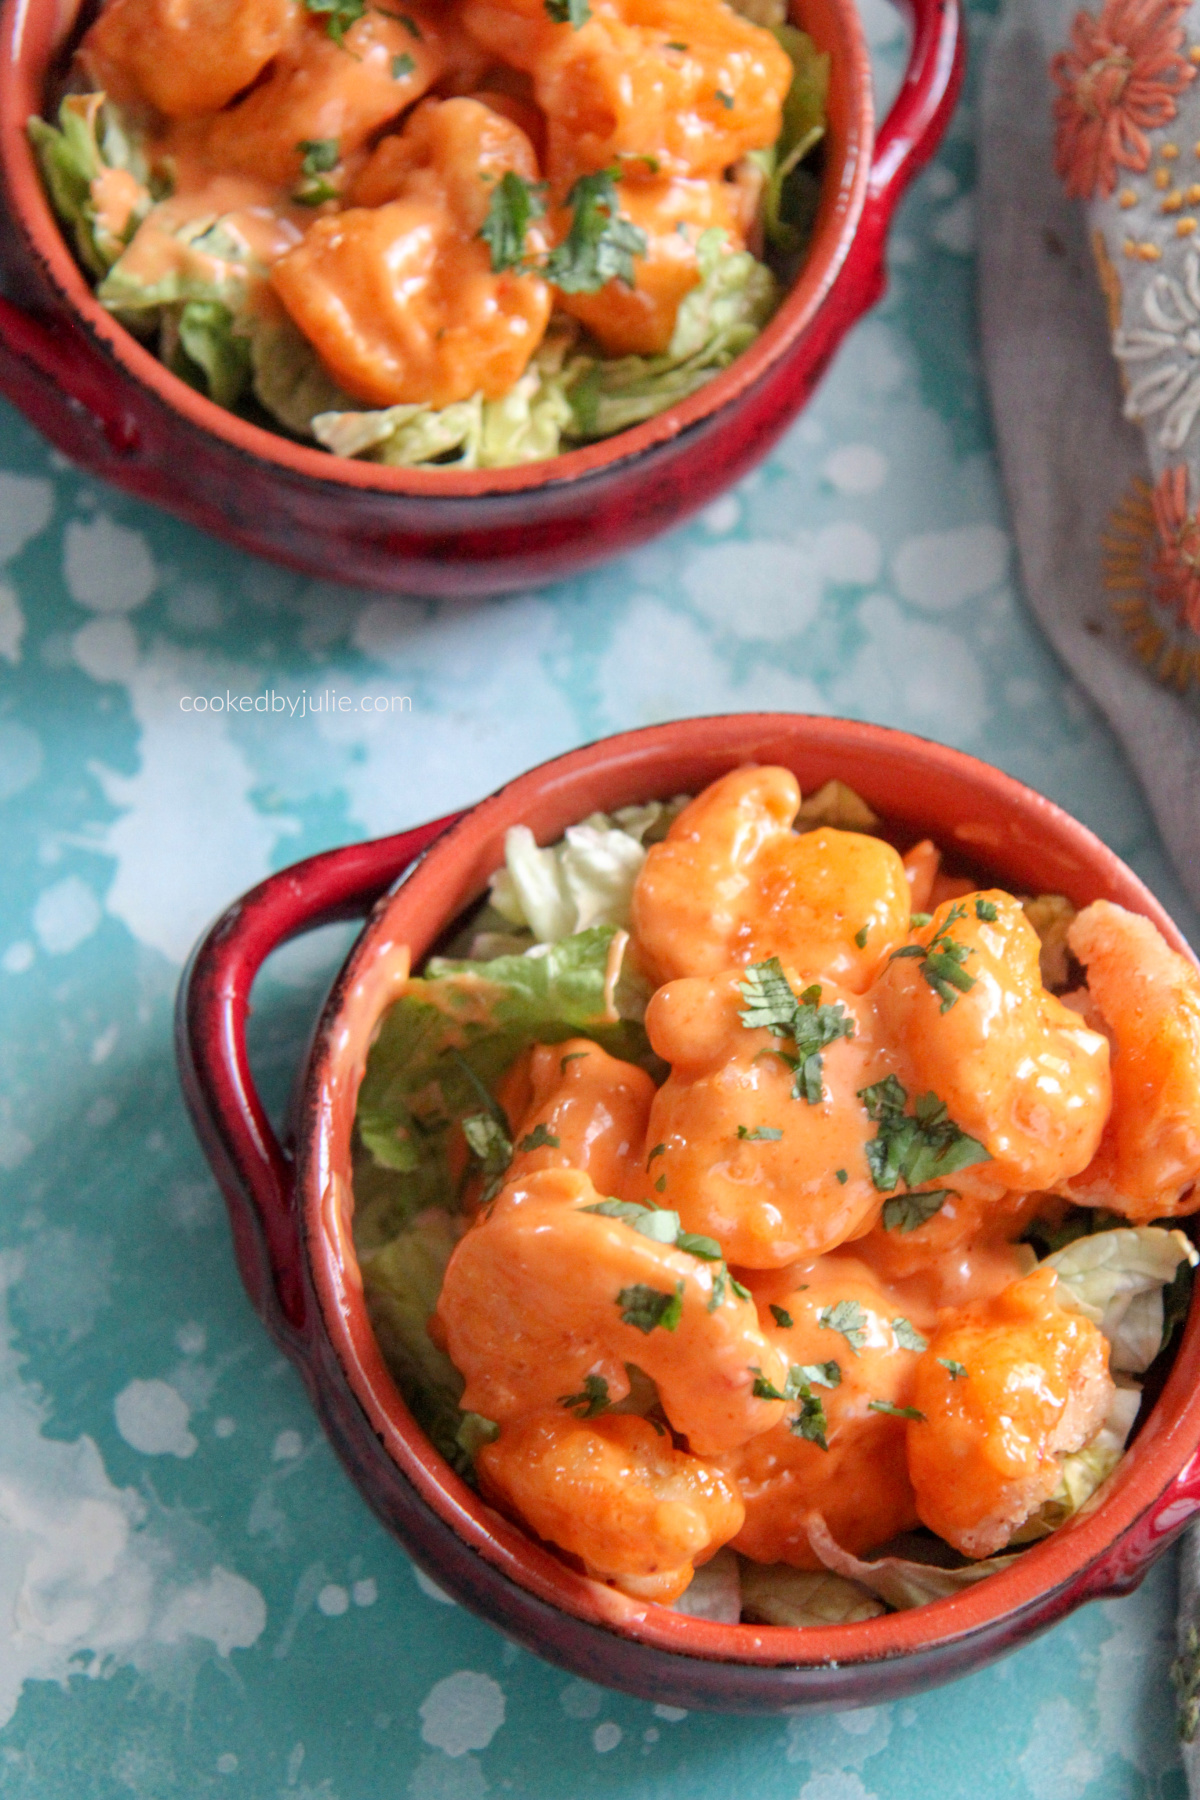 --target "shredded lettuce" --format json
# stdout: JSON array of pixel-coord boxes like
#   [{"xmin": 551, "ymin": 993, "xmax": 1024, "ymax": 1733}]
[
  {"xmin": 357, "ymin": 1208, "xmax": 469, "ymax": 1467},
  {"xmin": 1046, "ymin": 1226, "xmax": 1198, "ymax": 1372},
  {"xmin": 1012, "ymin": 1381, "xmax": 1142, "ymax": 1542},
  {"xmin": 745, "ymin": 28, "xmax": 829, "ymax": 258},
  {"xmin": 670, "ymin": 1548, "xmax": 743, "ymax": 1622},
  {"xmin": 163, "ymin": 299, "xmax": 252, "ymax": 409},
  {"xmin": 804, "ymin": 1516, "xmax": 1022, "ymax": 1608},
  {"xmin": 249, "ymin": 312, "xmax": 355, "ymax": 434},
  {"xmin": 27, "ymin": 93, "xmax": 151, "ymax": 278},
  {"xmin": 739, "ymin": 1560, "xmax": 884, "ymax": 1625},
  {"xmin": 486, "ymin": 800, "xmax": 688, "ymax": 944}
]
